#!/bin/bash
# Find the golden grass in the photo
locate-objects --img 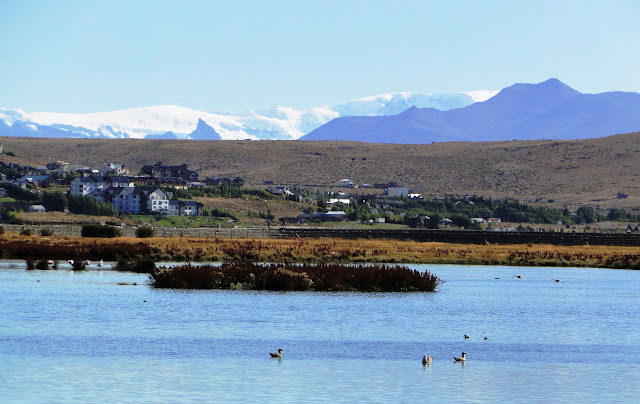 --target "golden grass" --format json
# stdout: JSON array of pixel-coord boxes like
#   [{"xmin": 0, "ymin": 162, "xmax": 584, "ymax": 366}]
[{"xmin": 3, "ymin": 232, "xmax": 640, "ymax": 268}]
